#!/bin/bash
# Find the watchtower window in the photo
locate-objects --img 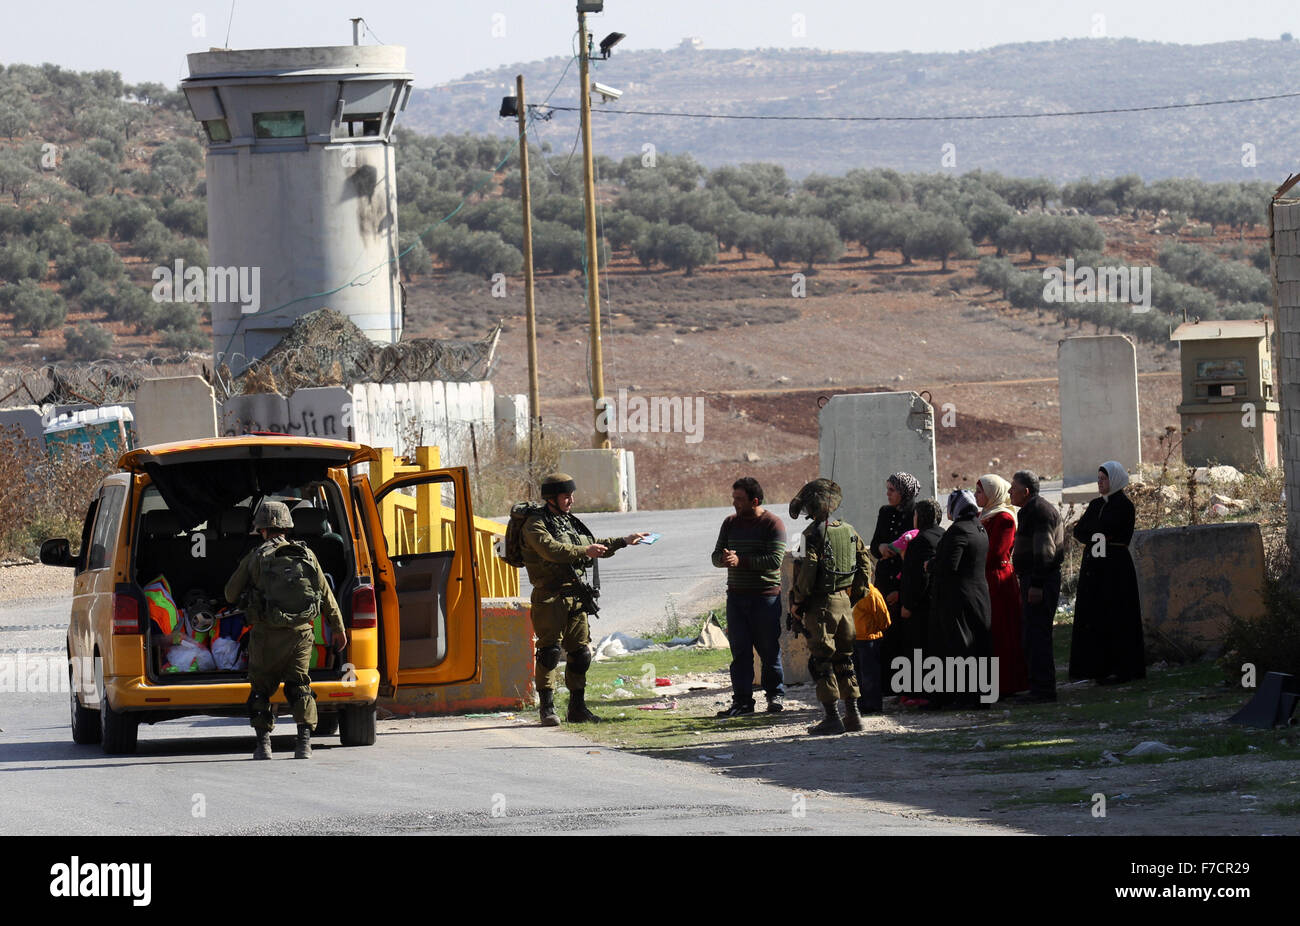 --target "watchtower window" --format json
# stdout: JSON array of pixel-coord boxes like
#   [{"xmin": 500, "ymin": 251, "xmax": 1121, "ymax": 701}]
[
  {"xmin": 253, "ymin": 110, "xmax": 306, "ymax": 138},
  {"xmin": 203, "ymin": 119, "xmax": 231, "ymax": 142},
  {"xmin": 340, "ymin": 114, "xmax": 384, "ymax": 138}
]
